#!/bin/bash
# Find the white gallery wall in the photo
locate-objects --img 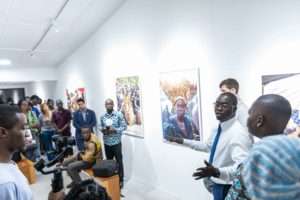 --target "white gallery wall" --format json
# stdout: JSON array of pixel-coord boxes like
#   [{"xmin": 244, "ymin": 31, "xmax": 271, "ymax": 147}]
[
  {"xmin": 0, "ymin": 67, "xmax": 57, "ymax": 82},
  {"xmin": 55, "ymin": 0, "xmax": 300, "ymax": 199}
]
